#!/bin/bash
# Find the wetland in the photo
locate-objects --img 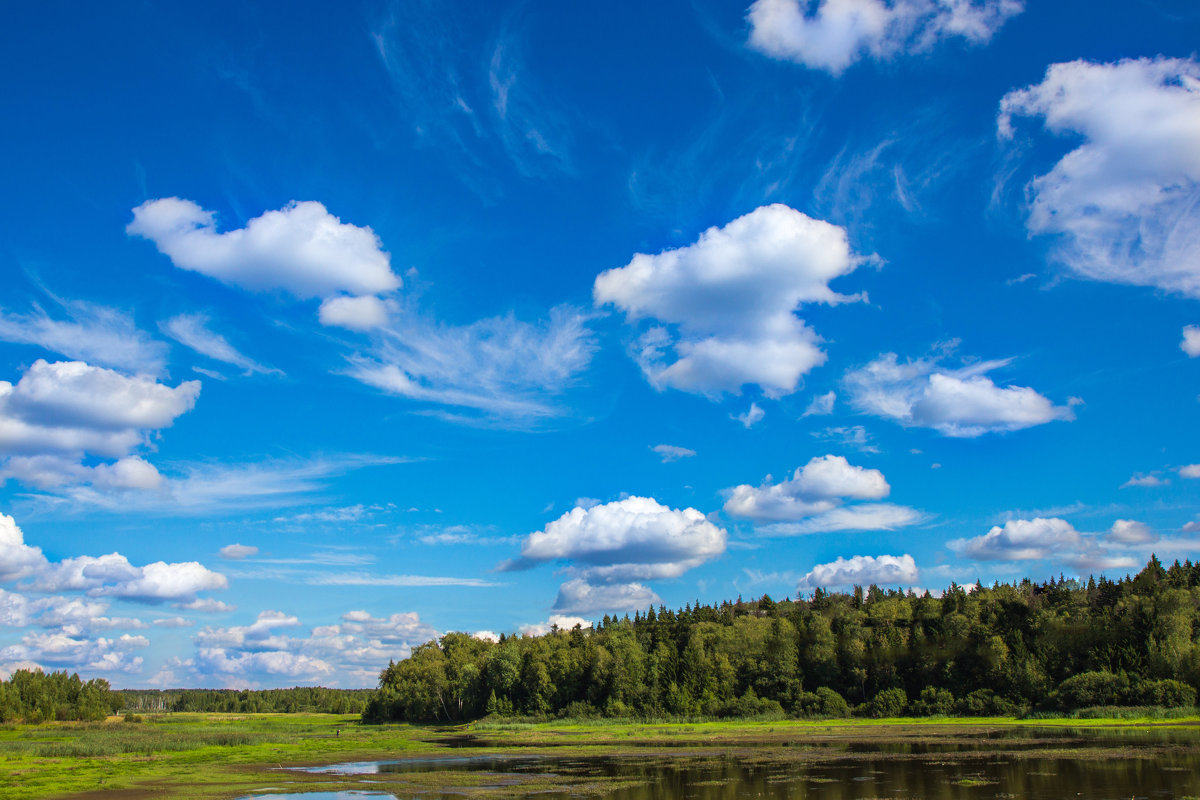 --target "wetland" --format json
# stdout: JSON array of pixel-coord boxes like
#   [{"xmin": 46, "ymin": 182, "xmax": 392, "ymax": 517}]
[{"xmin": 4, "ymin": 714, "xmax": 1200, "ymax": 799}]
